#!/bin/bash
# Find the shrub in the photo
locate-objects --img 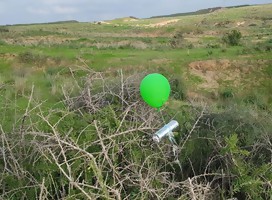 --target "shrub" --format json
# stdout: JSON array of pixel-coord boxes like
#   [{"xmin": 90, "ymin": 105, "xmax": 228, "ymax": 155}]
[
  {"xmin": 222, "ymin": 30, "xmax": 242, "ymax": 46},
  {"xmin": 240, "ymin": 47, "xmax": 254, "ymax": 54},
  {"xmin": 14, "ymin": 77, "xmax": 27, "ymax": 96},
  {"xmin": 18, "ymin": 52, "xmax": 35, "ymax": 63},
  {"xmin": 13, "ymin": 66, "xmax": 30, "ymax": 78},
  {"xmin": 207, "ymin": 50, "xmax": 213, "ymax": 56},
  {"xmin": 18, "ymin": 51, "xmax": 48, "ymax": 67},
  {"xmin": 0, "ymin": 40, "xmax": 6, "ymax": 45},
  {"xmin": 243, "ymin": 93, "xmax": 268, "ymax": 110},
  {"xmin": 118, "ymin": 43, "xmax": 134, "ymax": 49},
  {"xmin": 170, "ymin": 31, "xmax": 185, "ymax": 48},
  {"xmin": 206, "ymin": 43, "xmax": 220, "ymax": 49},
  {"xmin": 45, "ymin": 67, "xmax": 60, "ymax": 76},
  {"xmin": 187, "ymin": 43, "xmax": 194, "ymax": 49},
  {"xmin": 52, "ymin": 56, "xmax": 62, "ymax": 65},
  {"xmin": 221, "ymin": 48, "xmax": 227, "ymax": 53},
  {"xmin": 264, "ymin": 64, "xmax": 272, "ymax": 77},
  {"xmin": 0, "ymin": 27, "xmax": 9, "ymax": 33},
  {"xmin": 170, "ymin": 77, "xmax": 187, "ymax": 100},
  {"xmin": 220, "ymin": 88, "xmax": 234, "ymax": 99},
  {"xmin": 1, "ymin": 70, "xmax": 271, "ymax": 199},
  {"xmin": 141, "ymin": 37, "xmax": 152, "ymax": 44}
]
